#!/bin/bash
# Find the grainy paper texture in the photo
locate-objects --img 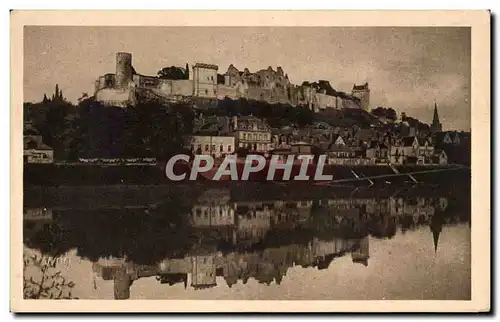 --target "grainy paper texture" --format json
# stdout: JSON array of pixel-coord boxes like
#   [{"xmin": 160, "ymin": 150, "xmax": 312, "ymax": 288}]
[{"xmin": 11, "ymin": 10, "xmax": 490, "ymax": 312}]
